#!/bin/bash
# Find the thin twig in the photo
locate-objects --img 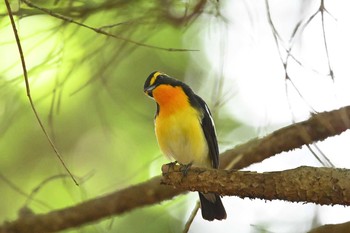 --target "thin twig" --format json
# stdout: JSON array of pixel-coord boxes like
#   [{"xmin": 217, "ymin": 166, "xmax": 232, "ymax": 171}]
[
  {"xmin": 264, "ymin": 0, "xmax": 334, "ymax": 168},
  {"xmin": 183, "ymin": 201, "xmax": 200, "ymax": 233},
  {"xmin": 21, "ymin": 0, "xmax": 199, "ymax": 52},
  {"xmin": 319, "ymin": 0, "xmax": 334, "ymax": 80},
  {"xmin": 5, "ymin": 0, "xmax": 78, "ymax": 185},
  {"xmin": 25, "ymin": 174, "xmax": 71, "ymax": 207},
  {"xmin": 0, "ymin": 172, "xmax": 51, "ymax": 209}
]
